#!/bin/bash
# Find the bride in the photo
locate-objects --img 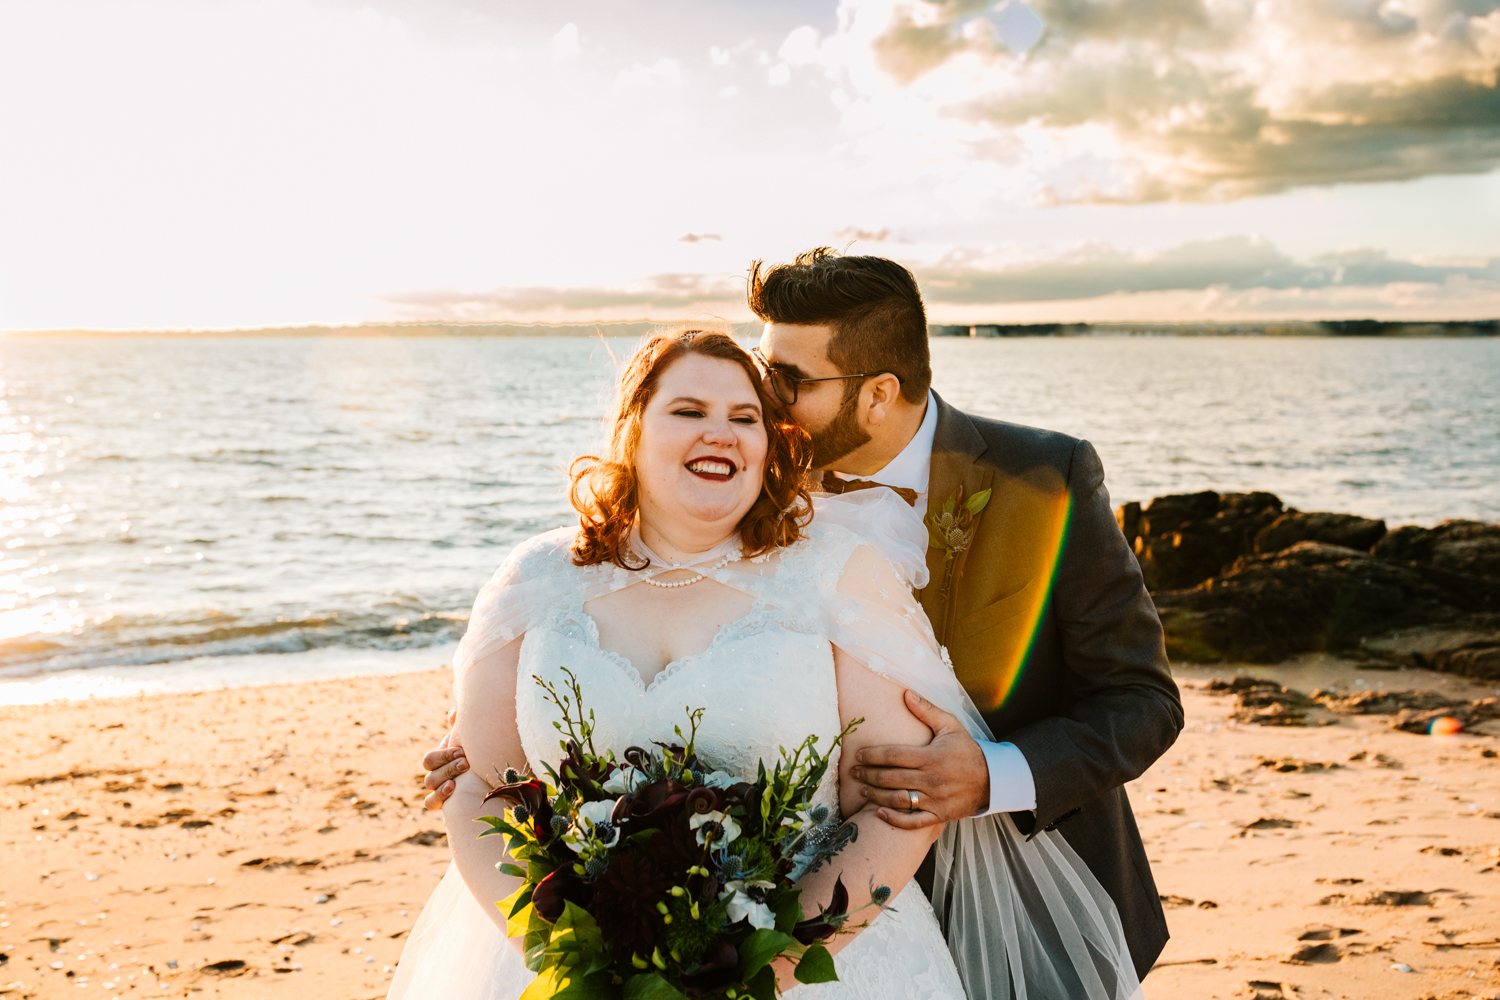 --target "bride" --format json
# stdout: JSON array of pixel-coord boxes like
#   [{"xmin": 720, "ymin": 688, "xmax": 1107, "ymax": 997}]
[{"xmin": 388, "ymin": 331, "xmax": 1138, "ymax": 1000}]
